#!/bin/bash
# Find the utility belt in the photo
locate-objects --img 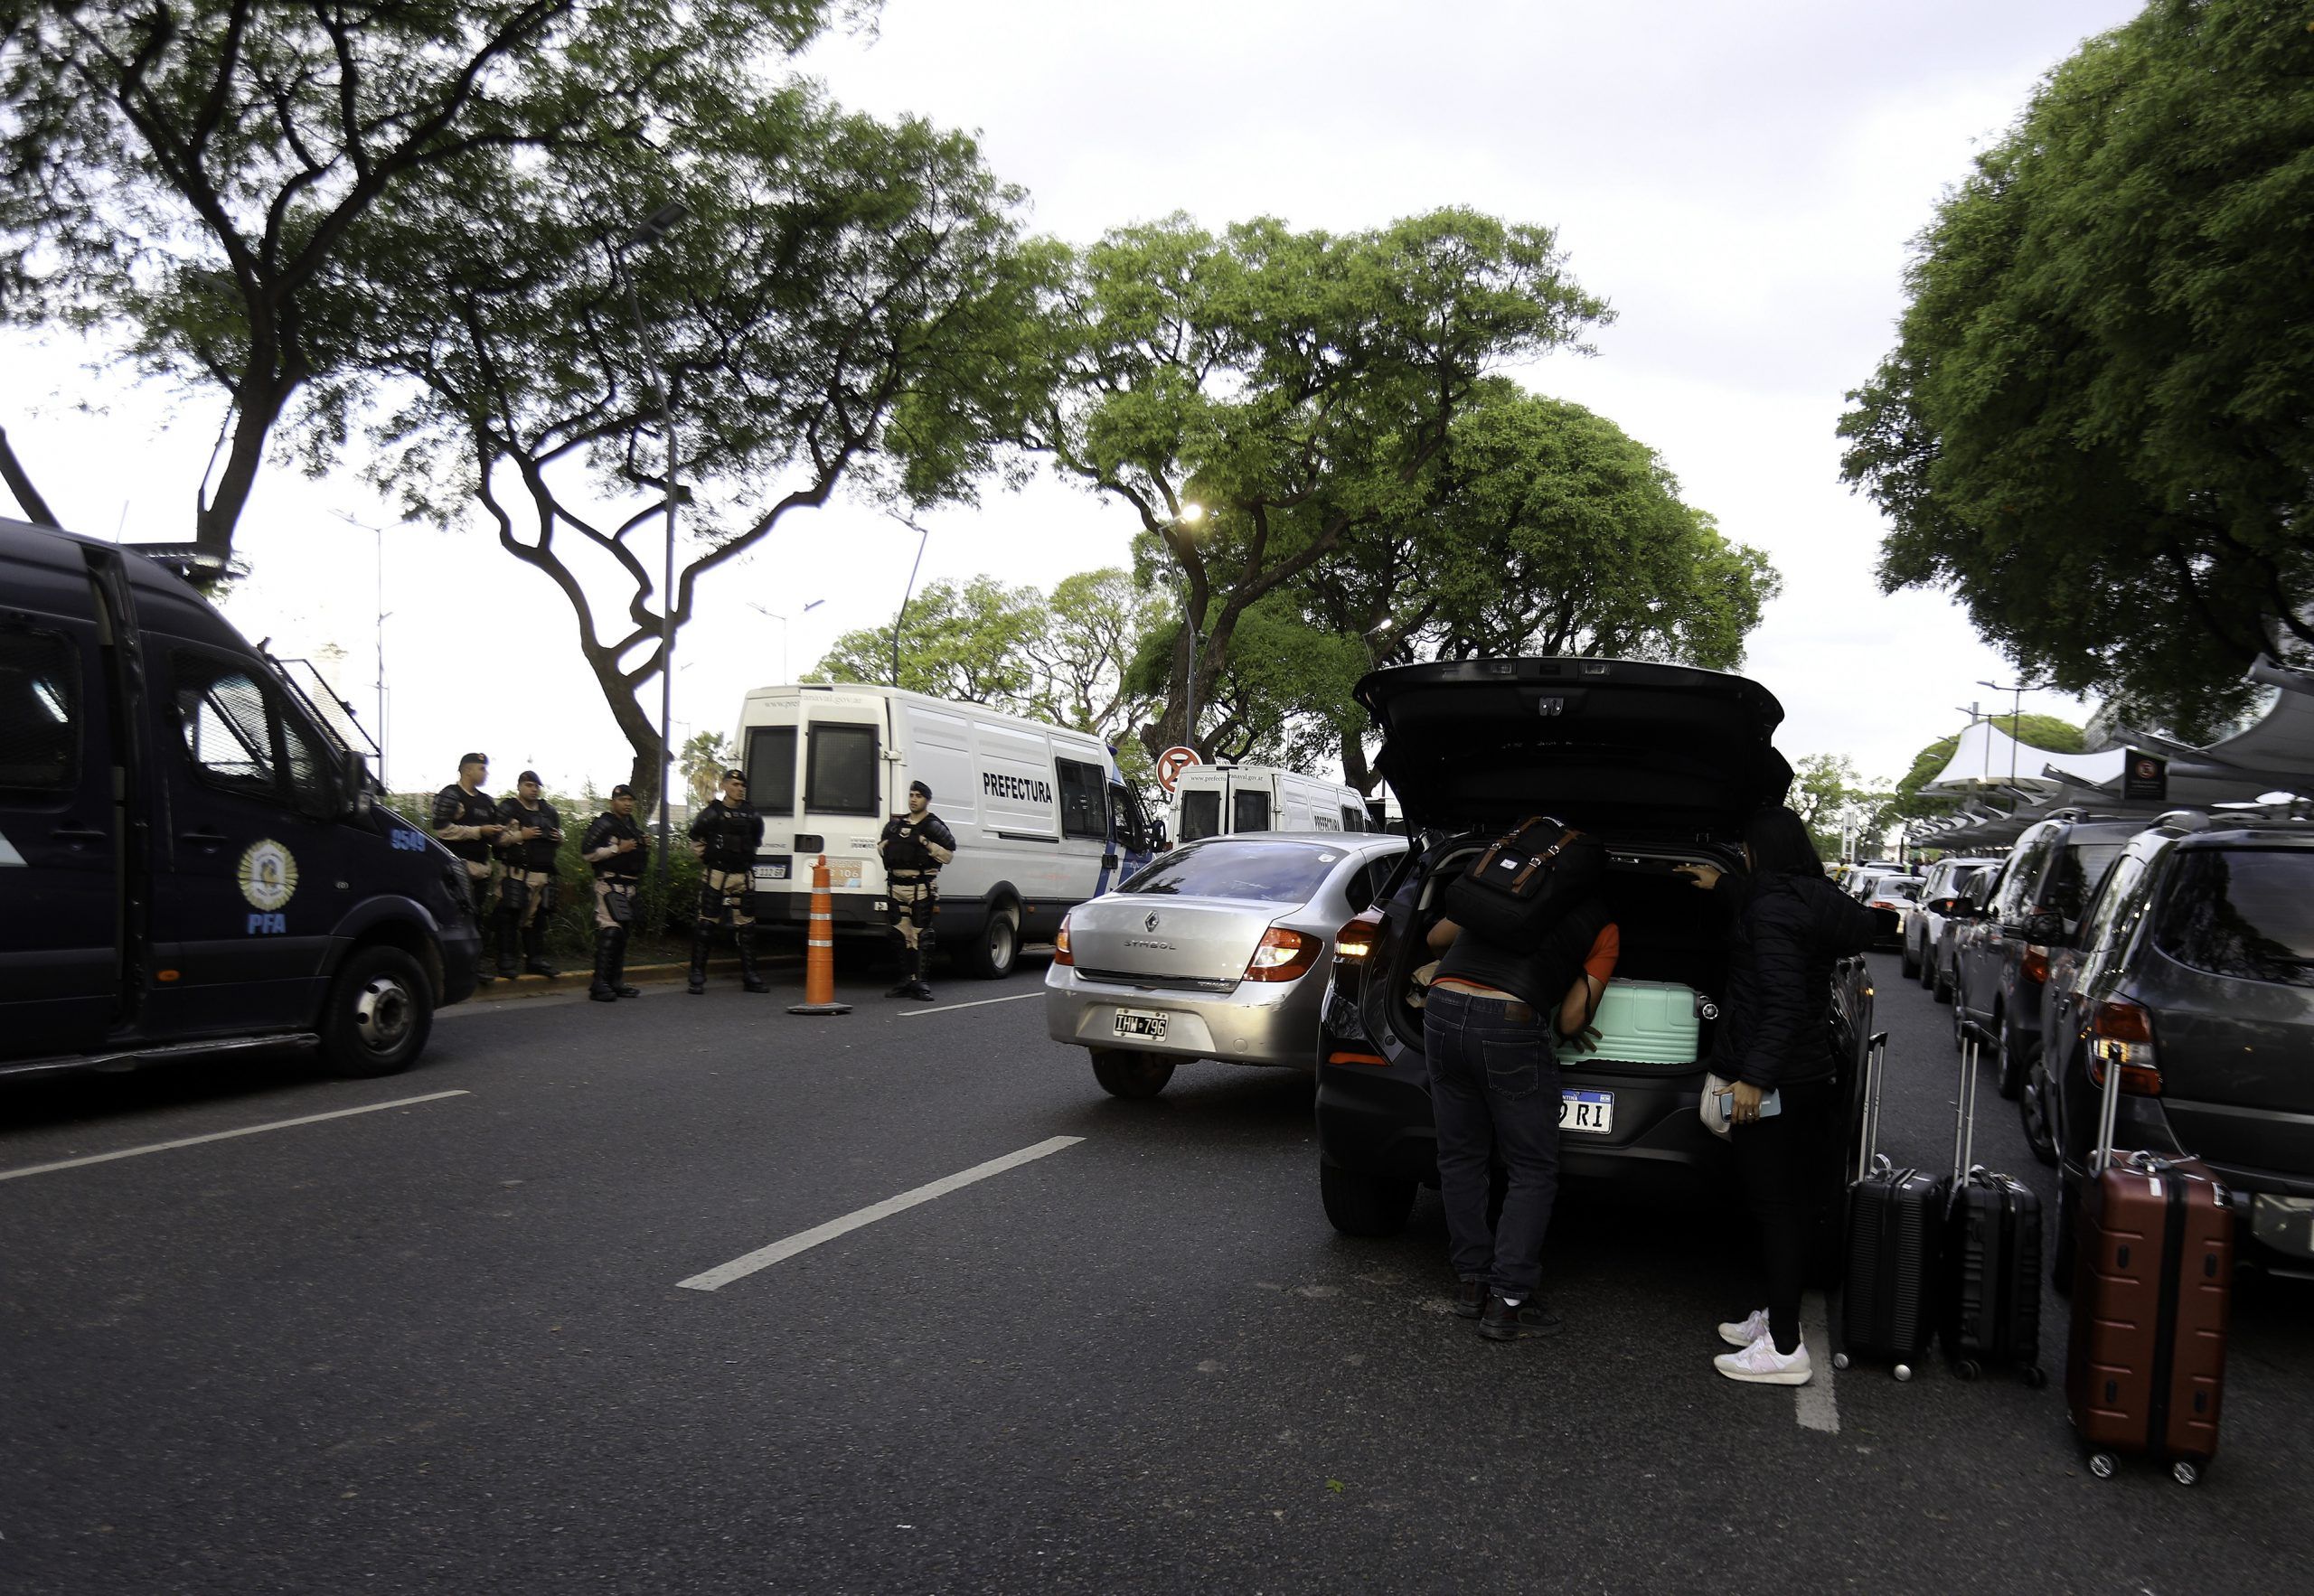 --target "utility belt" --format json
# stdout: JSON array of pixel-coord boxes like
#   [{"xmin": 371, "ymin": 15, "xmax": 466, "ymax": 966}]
[{"xmin": 889, "ymin": 868, "xmax": 937, "ymax": 884}]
